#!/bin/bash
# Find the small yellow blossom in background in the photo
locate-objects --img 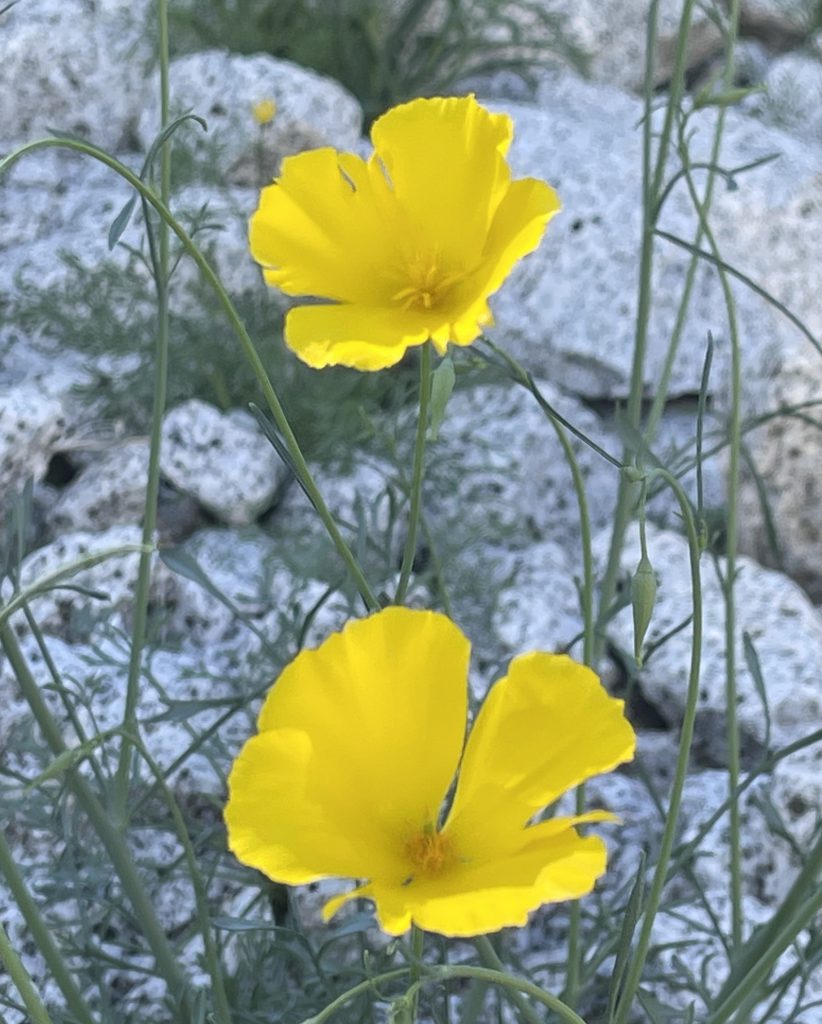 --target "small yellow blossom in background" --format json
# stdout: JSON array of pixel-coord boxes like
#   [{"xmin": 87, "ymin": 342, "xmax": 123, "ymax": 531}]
[
  {"xmin": 248, "ymin": 95, "xmax": 560, "ymax": 371},
  {"xmin": 252, "ymin": 98, "xmax": 277, "ymax": 126},
  {"xmin": 225, "ymin": 607, "xmax": 635, "ymax": 937}
]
